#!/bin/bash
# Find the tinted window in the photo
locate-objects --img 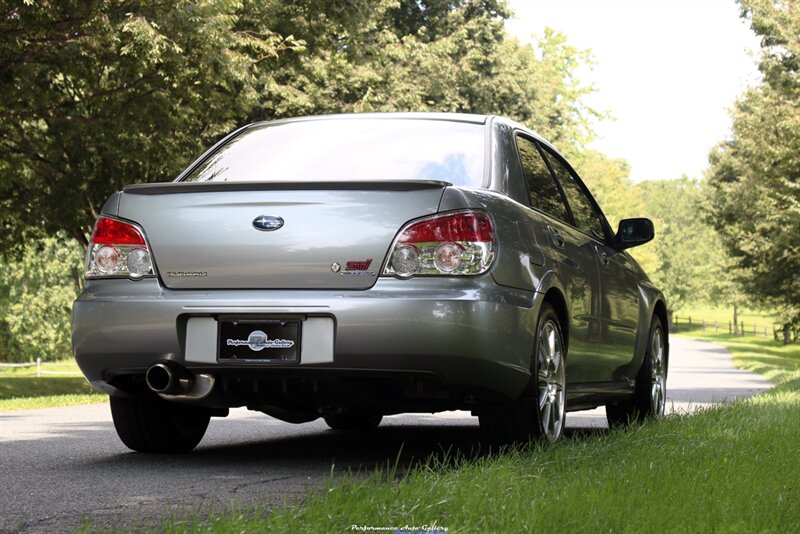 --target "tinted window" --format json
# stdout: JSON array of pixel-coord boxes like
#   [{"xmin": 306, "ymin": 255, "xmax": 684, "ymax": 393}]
[
  {"xmin": 542, "ymin": 149, "xmax": 606, "ymax": 238},
  {"xmin": 516, "ymin": 136, "xmax": 569, "ymax": 221},
  {"xmin": 183, "ymin": 119, "xmax": 485, "ymax": 186}
]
